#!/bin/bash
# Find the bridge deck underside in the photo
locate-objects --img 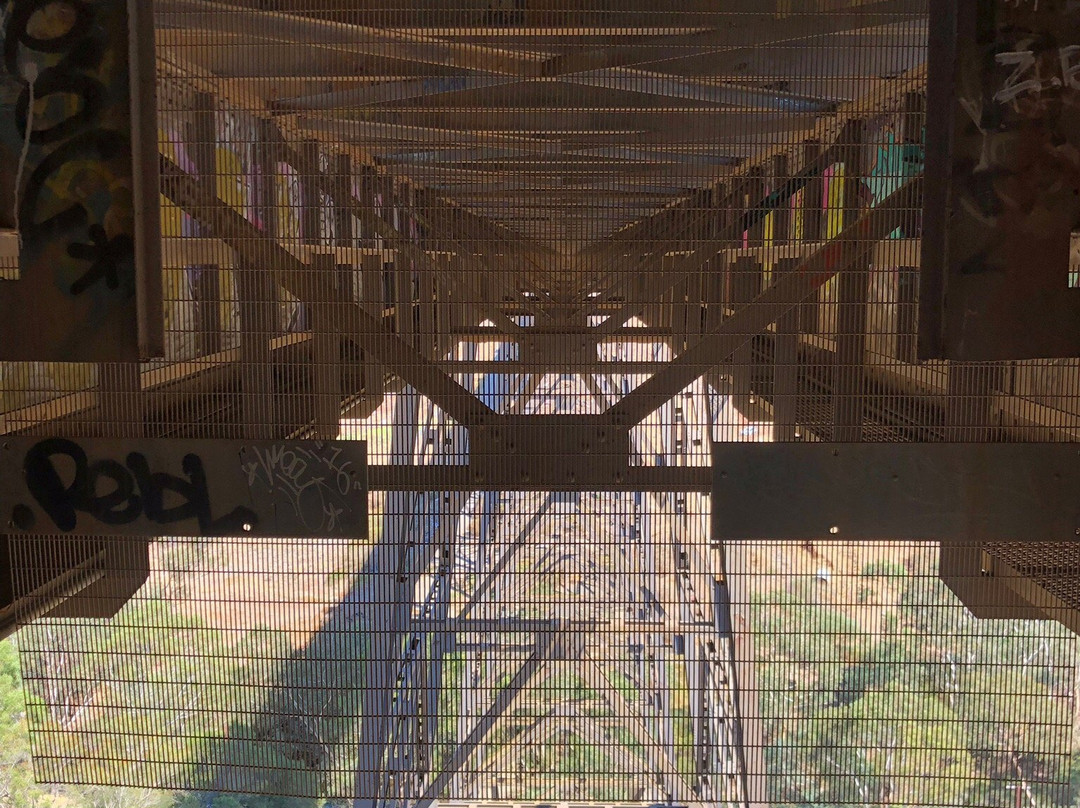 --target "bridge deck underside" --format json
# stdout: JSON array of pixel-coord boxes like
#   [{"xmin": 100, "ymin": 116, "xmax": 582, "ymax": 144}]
[{"xmin": 4, "ymin": 2, "xmax": 1080, "ymax": 808}]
